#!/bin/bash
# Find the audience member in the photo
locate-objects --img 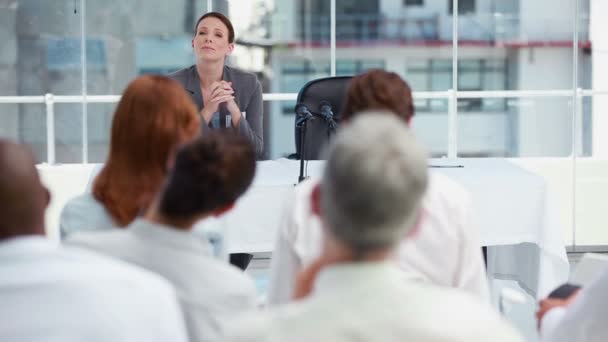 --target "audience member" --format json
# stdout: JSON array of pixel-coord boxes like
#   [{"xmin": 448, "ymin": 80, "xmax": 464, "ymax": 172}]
[
  {"xmin": 68, "ymin": 132, "xmax": 258, "ymax": 342},
  {"xmin": 267, "ymin": 69, "xmax": 489, "ymax": 304},
  {"xmin": 59, "ymin": 75, "xmax": 200, "ymax": 237},
  {"xmin": 537, "ymin": 269, "xmax": 607, "ymax": 341},
  {"xmin": 0, "ymin": 139, "xmax": 188, "ymax": 342},
  {"xmin": 222, "ymin": 114, "xmax": 522, "ymax": 342}
]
